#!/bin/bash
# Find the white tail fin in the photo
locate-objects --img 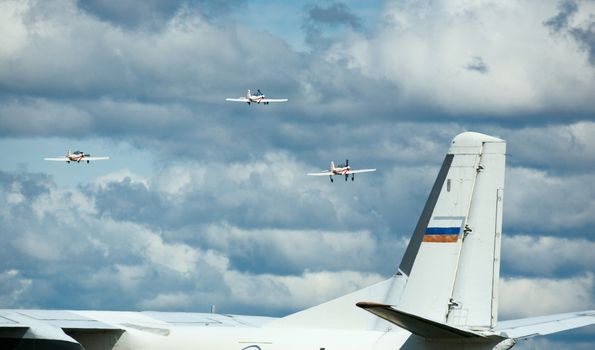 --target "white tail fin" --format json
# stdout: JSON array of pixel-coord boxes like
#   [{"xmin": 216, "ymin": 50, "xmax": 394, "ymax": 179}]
[
  {"xmin": 247, "ymin": 89, "xmax": 251, "ymax": 99},
  {"xmin": 330, "ymin": 161, "xmax": 335, "ymax": 172},
  {"xmin": 396, "ymin": 132, "xmax": 506, "ymax": 329},
  {"xmin": 67, "ymin": 148, "xmax": 71, "ymax": 157},
  {"xmin": 267, "ymin": 132, "xmax": 506, "ymax": 332}
]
